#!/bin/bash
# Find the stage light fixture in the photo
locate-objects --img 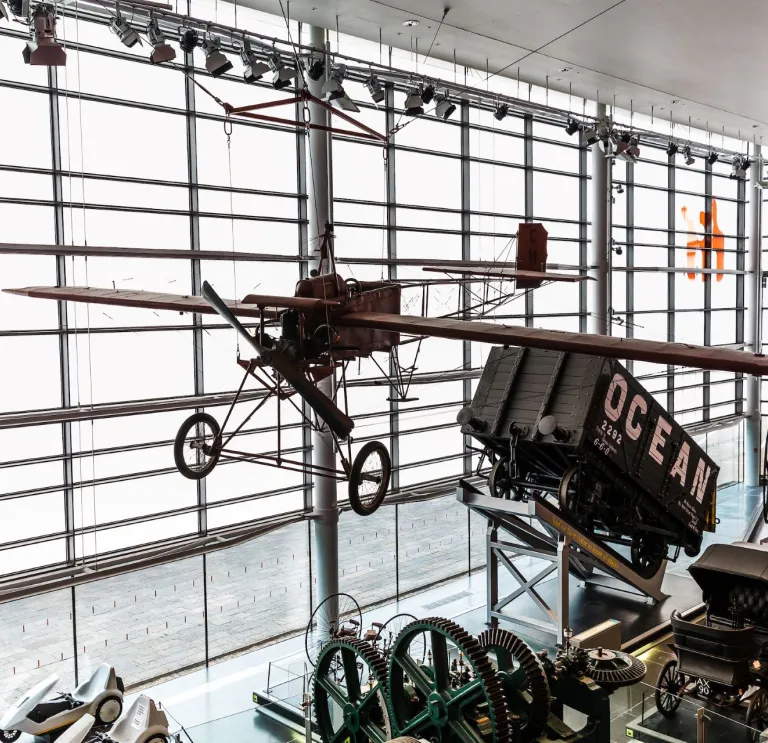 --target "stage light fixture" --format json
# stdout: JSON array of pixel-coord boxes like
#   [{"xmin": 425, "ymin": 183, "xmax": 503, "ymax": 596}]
[
  {"xmin": 682, "ymin": 146, "xmax": 695, "ymax": 166},
  {"xmin": 434, "ymin": 92, "xmax": 456, "ymax": 121},
  {"xmin": 706, "ymin": 151, "xmax": 719, "ymax": 165},
  {"xmin": 666, "ymin": 141, "xmax": 678, "ymax": 157},
  {"xmin": 582, "ymin": 127, "xmax": 599, "ymax": 145},
  {"xmin": 305, "ymin": 52, "xmax": 324, "ymax": 81},
  {"xmin": 240, "ymin": 40, "xmax": 269, "ymax": 82},
  {"xmin": 22, "ymin": 3, "xmax": 65, "ymax": 65},
  {"xmin": 421, "ymin": 83, "xmax": 435, "ymax": 105},
  {"xmin": 110, "ymin": 13, "xmax": 140, "ymax": 48},
  {"xmin": 202, "ymin": 36, "xmax": 232, "ymax": 77},
  {"xmin": 404, "ymin": 87, "xmax": 423, "ymax": 116},
  {"xmin": 267, "ymin": 51, "xmax": 297, "ymax": 90},
  {"xmin": 494, "ymin": 103, "xmax": 508, "ymax": 121},
  {"xmin": 565, "ymin": 118, "xmax": 580, "ymax": 136},
  {"xmin": 364, "ymin": 73, "xmax": 385, "ymax": 104},
  {"xmin": 178, "ymin": 27, "xmax": 198, "ymax": 53},
  {"xmin": 616, "ymin": 134, "xmax": 640, "ymax": 163},
  {"xmin": 322, "ymin": 64, "xmax": 360, "ymax": 112},
  {"xmin": 147, "ymin": 17, "xmax": 175, "ymax": 64}
]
